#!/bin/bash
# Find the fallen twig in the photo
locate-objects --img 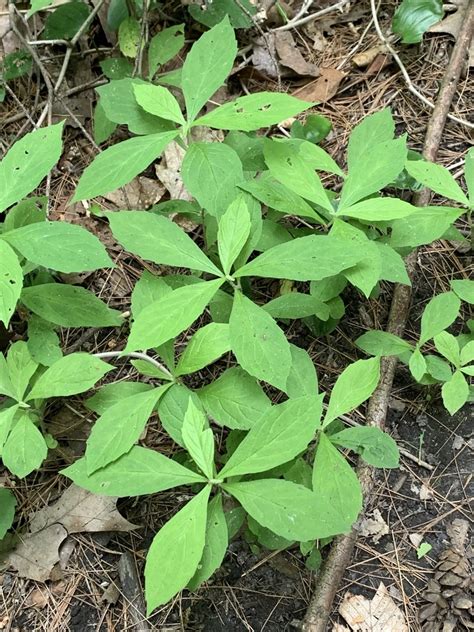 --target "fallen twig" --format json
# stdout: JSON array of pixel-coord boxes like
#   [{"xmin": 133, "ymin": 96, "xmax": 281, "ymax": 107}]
[
  {"xmin": 272, "ymin": 0, "xmax": 351, "ymax": 32},
  {"xmin": 118, "ymin": 551, "xmax": 151, "ymax": 632},
  {"xmin": 302, "ymin": 3, "xmax": 474, "ymax": 630}
]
